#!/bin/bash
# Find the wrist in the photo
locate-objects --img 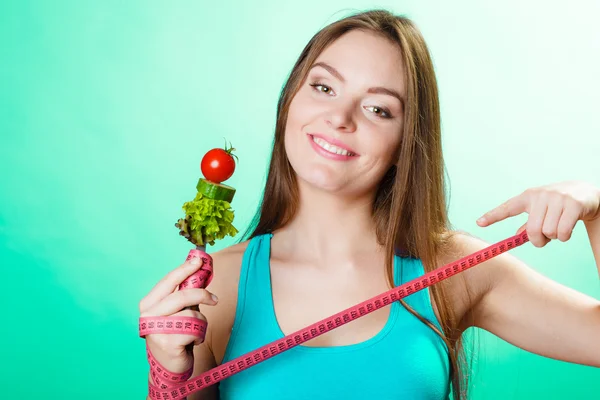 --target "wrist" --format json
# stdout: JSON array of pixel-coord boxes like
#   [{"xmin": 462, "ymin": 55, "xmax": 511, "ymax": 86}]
[
  {"xmin": 583, "ymin": 213, "xmax": 600, "ymax": 277},
  {"xmin": 586, "ymin": 186, "xmax": 600, "ymax": 223},
  {"xmin": 146, "ymin": 342, "xmax": 193, "ymax": 374},
  {"xmin": 583, "ymin": 217, "xmax": 600, "ymax": 233}
]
